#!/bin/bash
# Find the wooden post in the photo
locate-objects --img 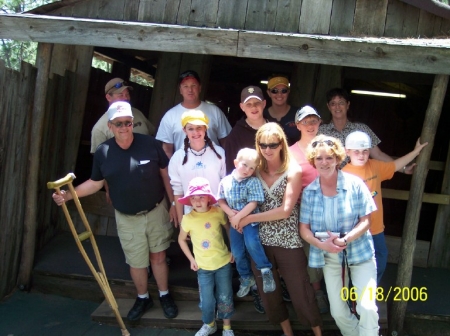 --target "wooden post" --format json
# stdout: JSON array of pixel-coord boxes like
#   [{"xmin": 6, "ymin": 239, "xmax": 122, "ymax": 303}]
[
  {"xmin": 389, "ymin": 74, "xmax": 449, "ymax": 335},
  {"xmin": 17, "ymin": 42, "xmax": 53, "ymax": 290}
]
